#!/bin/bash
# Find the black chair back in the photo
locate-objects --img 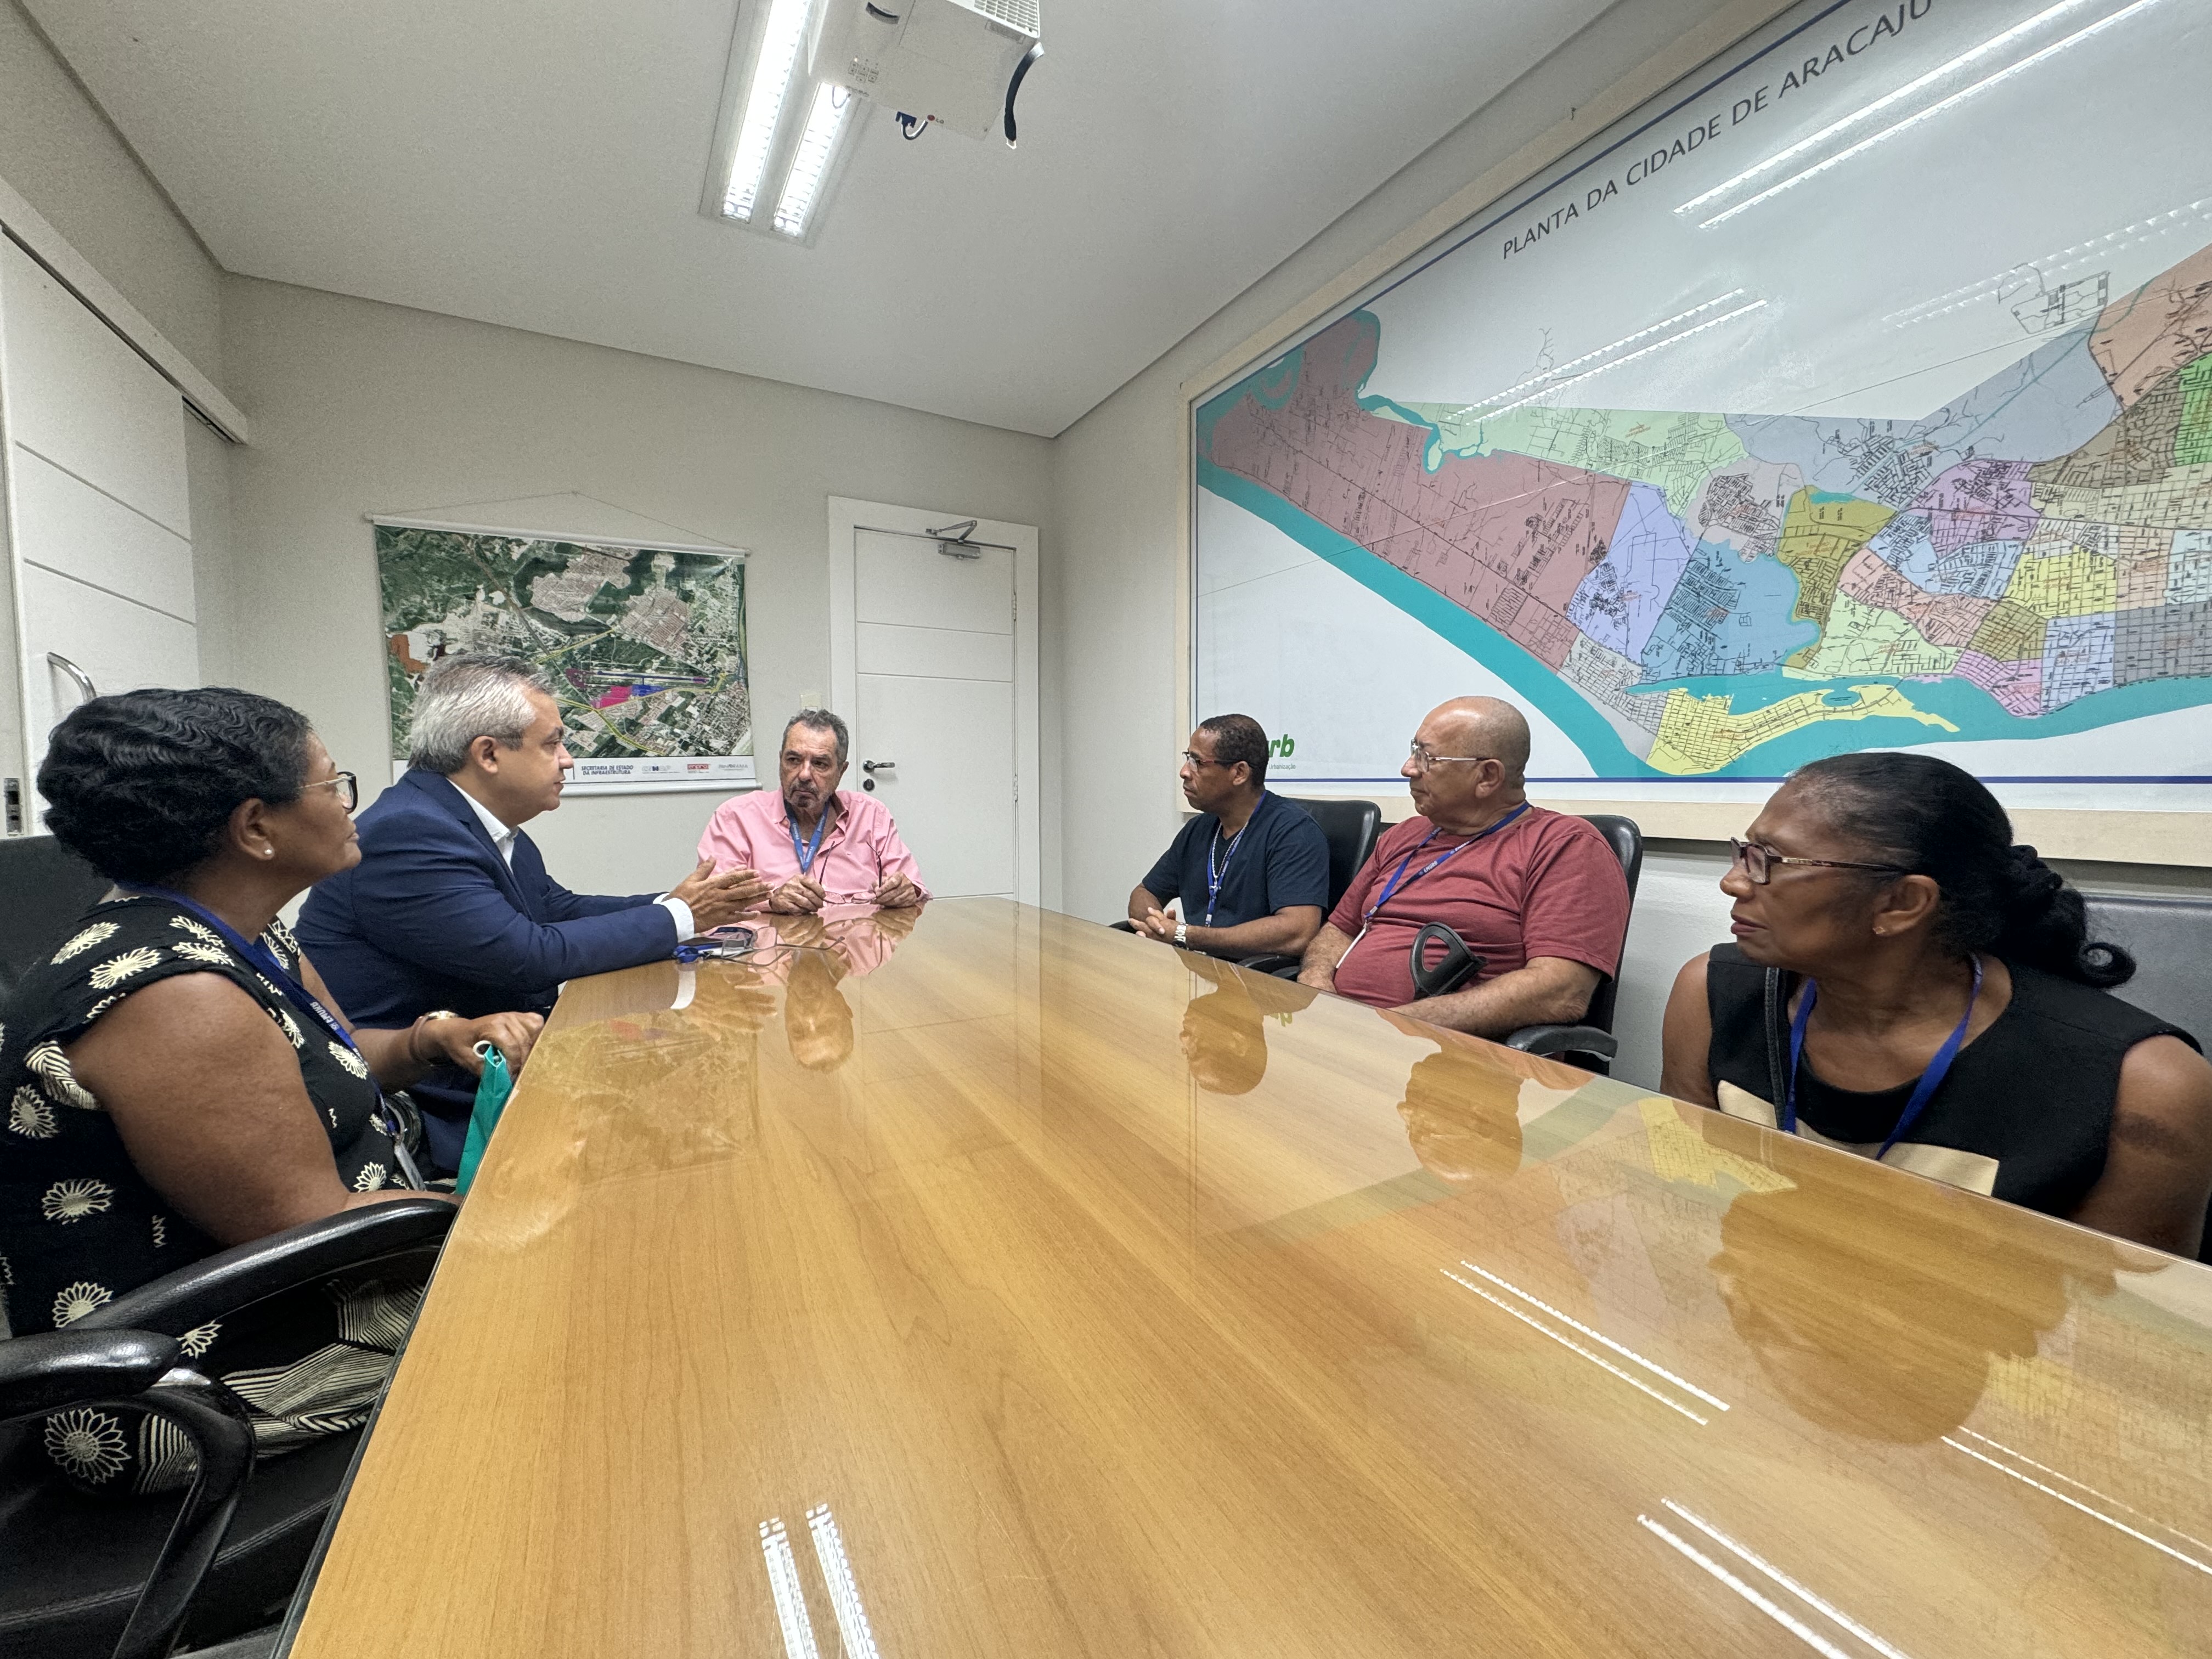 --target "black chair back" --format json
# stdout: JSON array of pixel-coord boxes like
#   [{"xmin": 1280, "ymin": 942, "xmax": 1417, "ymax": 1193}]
[
  {"xmin": 2078, "ymin": 894, "xmax": 2212, "ymax": 1266},
  {"xmin": 2083, "ymin": 895, "xmax": 2212, "ymax": 1046},
  {"xmin": 1283, "ymin": 797, "xmax": 1381, "ymax": 914},
  {"xmin": 0, "ymin": 837, "xmax": 110, "ymax": 1003},
  {"xmin": 1574, "ymin": 814, "xmax": 1645, "ymax": 1036}
]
